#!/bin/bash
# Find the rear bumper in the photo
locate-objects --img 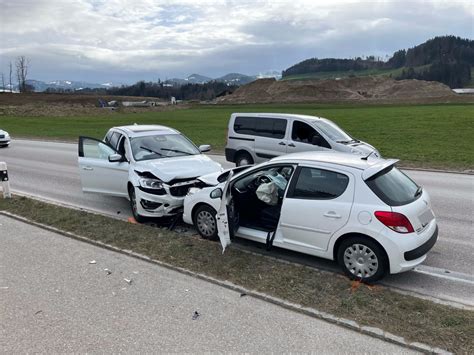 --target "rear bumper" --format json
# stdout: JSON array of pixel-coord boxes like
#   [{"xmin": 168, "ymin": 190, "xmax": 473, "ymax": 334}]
[
  {"xmin": 225, "ymin": 148, "xmax": 236, "ymax": 163},
  {"xmin": 405, "ymin": 225, "xmax": 438, "ymax": 261}
]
